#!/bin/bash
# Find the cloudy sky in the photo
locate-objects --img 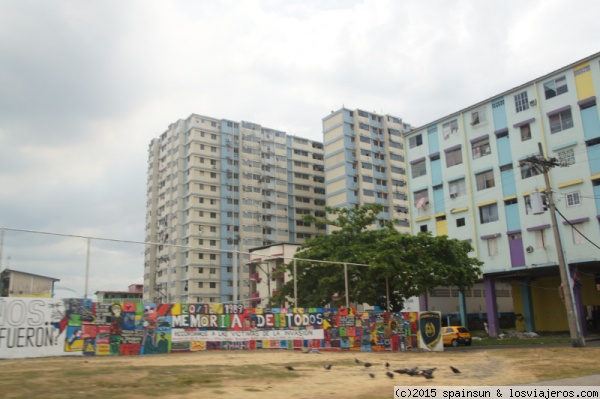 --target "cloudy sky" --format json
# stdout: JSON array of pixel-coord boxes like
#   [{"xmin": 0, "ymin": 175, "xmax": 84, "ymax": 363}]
[{"xmin": 0, "ymin": 0, "xmax": 598, "ymax": 298}]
